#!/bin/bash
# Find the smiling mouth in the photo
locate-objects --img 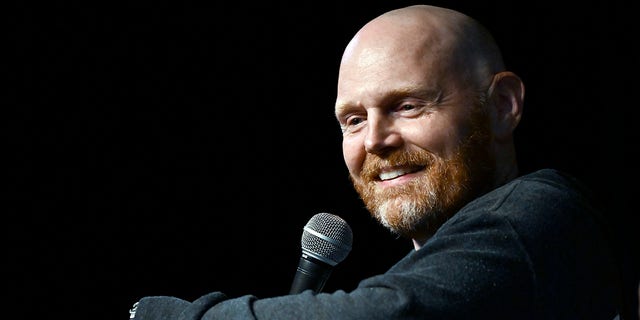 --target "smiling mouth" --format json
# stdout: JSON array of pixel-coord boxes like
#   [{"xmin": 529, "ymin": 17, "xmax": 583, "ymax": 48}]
[{"xmin": 378, "ymin": 166, "xmax": 424, "ymax": 181}]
